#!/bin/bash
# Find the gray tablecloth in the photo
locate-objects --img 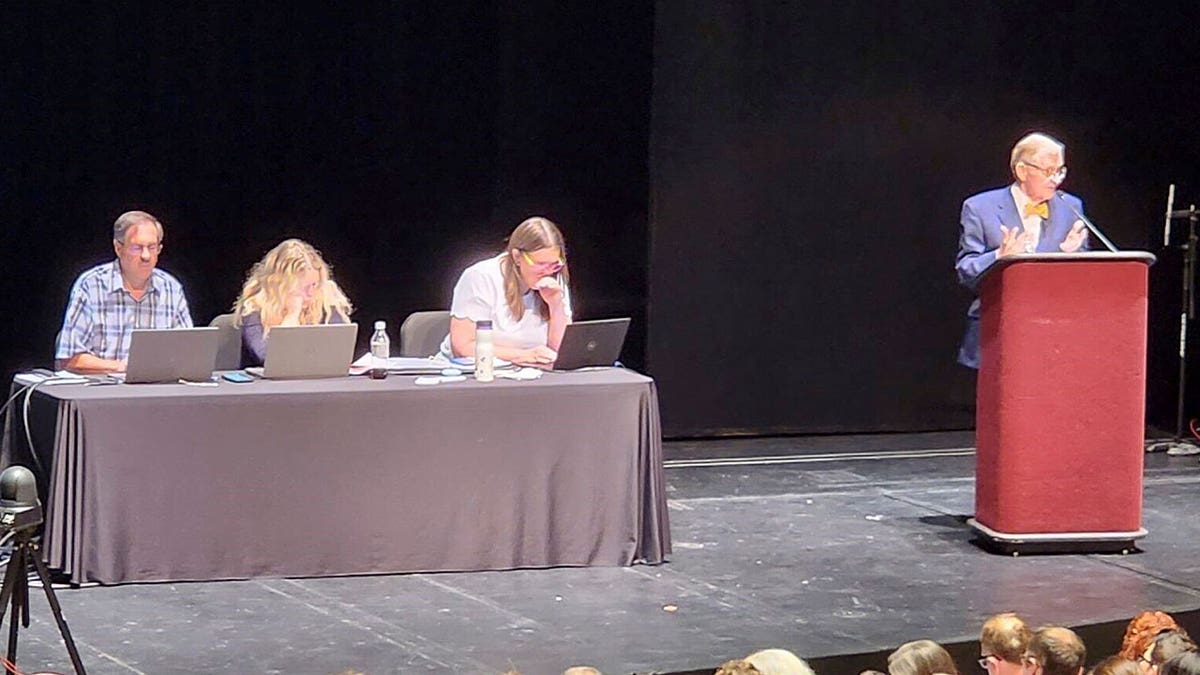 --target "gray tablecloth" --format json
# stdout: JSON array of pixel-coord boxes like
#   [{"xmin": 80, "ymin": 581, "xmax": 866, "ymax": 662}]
[{"xmin": 2, "ymin": 370, "xmax": 670, "ymax": 584}]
